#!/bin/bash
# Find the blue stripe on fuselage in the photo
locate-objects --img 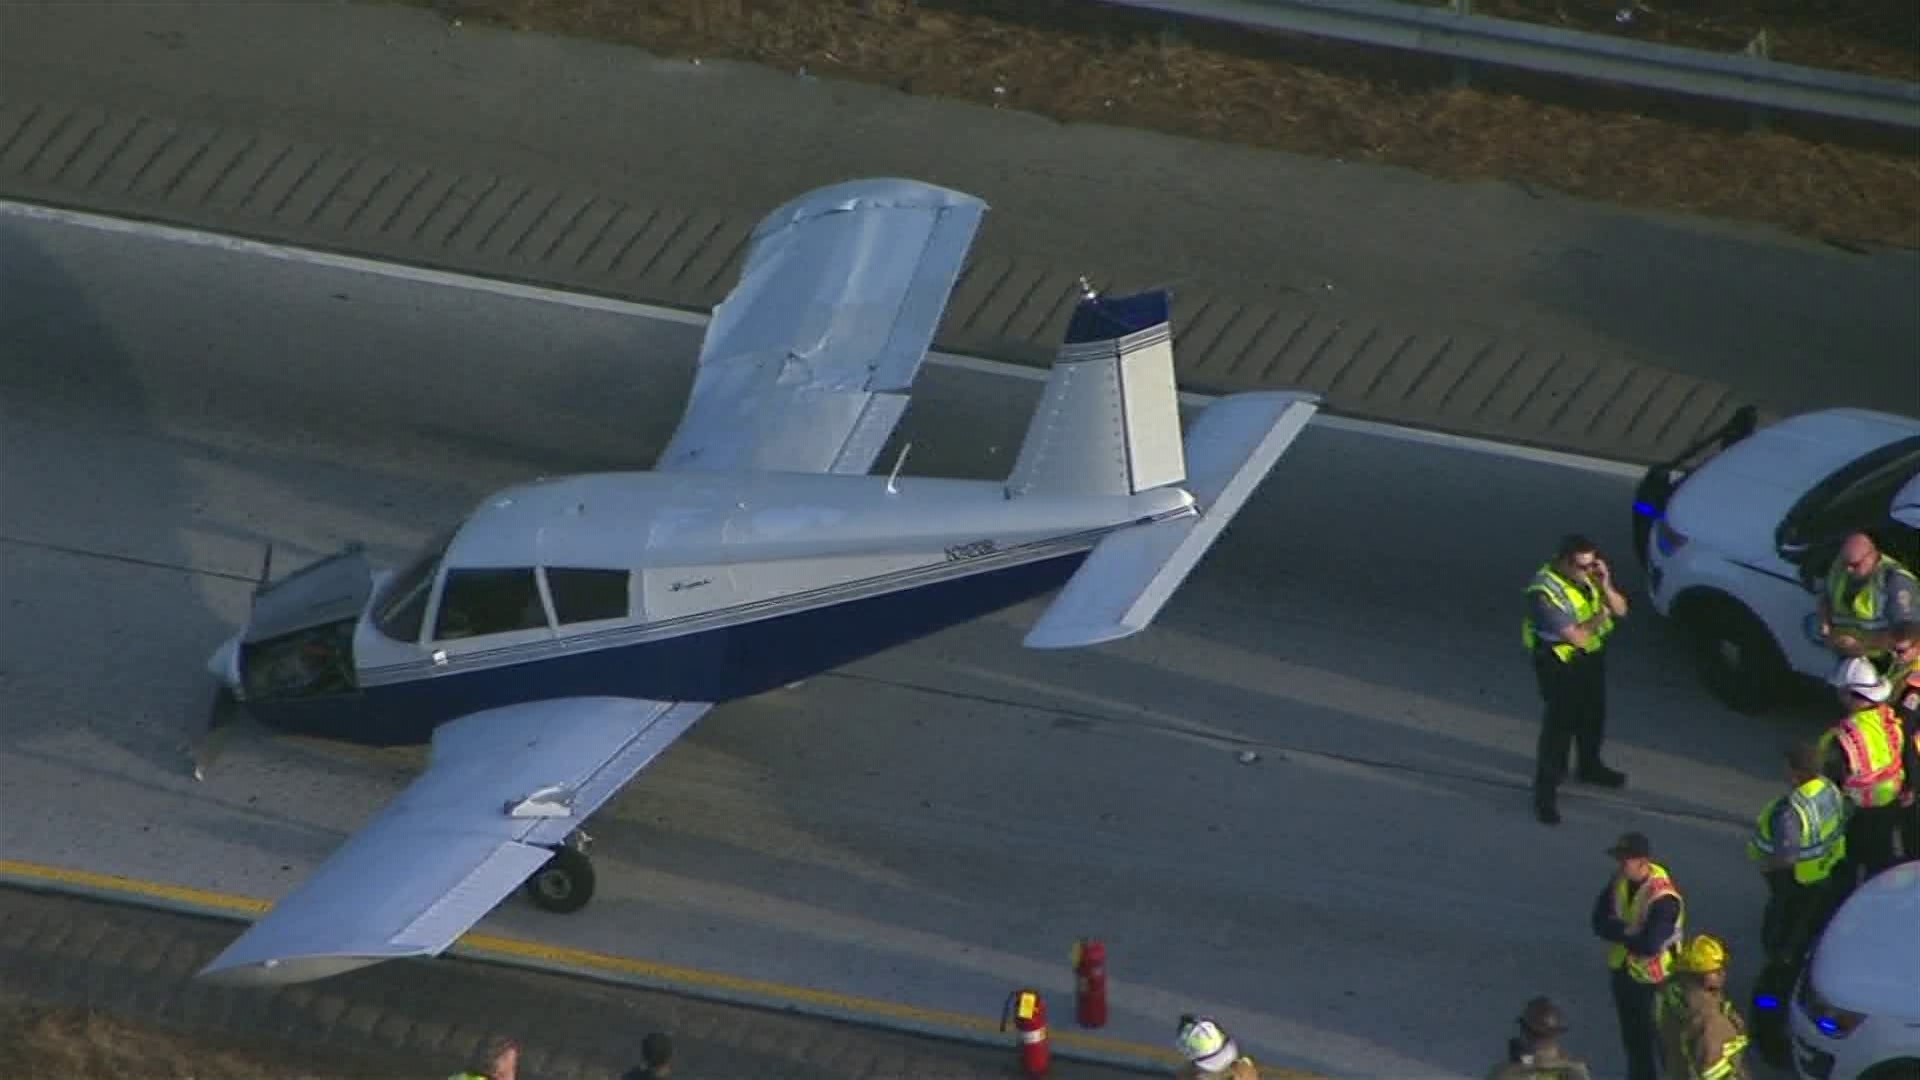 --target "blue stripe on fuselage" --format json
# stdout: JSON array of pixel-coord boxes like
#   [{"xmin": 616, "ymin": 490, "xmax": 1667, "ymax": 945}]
[{"xmin": 247, "ymin": 551, "xmax": 1088, "ymax": 746}]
